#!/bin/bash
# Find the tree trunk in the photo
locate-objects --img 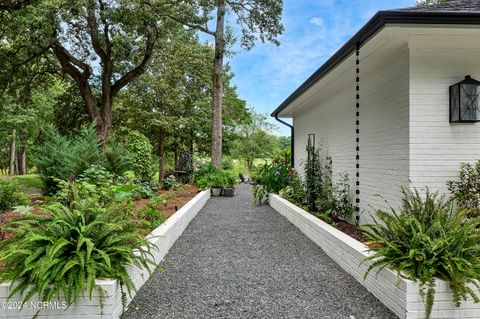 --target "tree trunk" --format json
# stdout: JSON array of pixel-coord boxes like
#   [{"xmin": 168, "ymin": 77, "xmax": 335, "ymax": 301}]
[
  {"xmin": 21, "ymin": 149, "xmax": 26, "ymax": 175},
  {"xmin": 9, "ymin": 129, "xmax": 16, "ymax": 176},
  {"xmin": 247, "ymin": 159, "xmax": 253, "ymax": 172},
  {"xmin": 158, "ymin": 134, "xmax": 165, "ymax": 184},
  {"xmin": 211, "ymin": 0, "xmax": 225, "ymax": 169},
  {"xmin": 174, "ymin": 148, "xmax": 179, "ymax": 171},
  {"xmin": 15, "ymin": 150, "xmax": 19, "ymax": 175},
  {"xmin": 17, "ymin": 149, "xmax": 23, "ymax": 175}
]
